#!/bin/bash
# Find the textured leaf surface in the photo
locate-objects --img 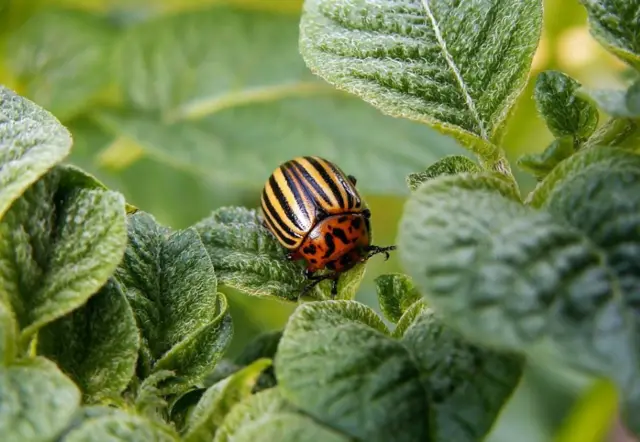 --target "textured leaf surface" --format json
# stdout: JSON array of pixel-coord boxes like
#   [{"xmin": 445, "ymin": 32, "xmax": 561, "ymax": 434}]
[
  {"xmin": 299, "ymin": 0, "xmax": 543, "ymax": 153},
  {"xmin": 534, "ymin": 71, "xmax": 598, "ymax": 140},
  {"xmin": 214, "ymin": 387, "xmax": 347, "ymax": 442},
  {"xmin": 402, "ymin": 307, "xmax": 523, "ymax": 442},
  {"xmin": 183, "ymin": 359, "xmax": 272, "ymax": 442},
  {"xmin": 96, "ymin": 5, "xmax": 463, "ymax": 196},
  {"xmin": 7, "ymin": 9, "xmax": 115, "ymax": 120},
  {"xmin": 517, "ymin": 137, "xmax": 575, "ymax": 180},
  {"xmin": 61, "ymin": 413, "xmax": 179, "ymax": 442},
  {"xmin": 398, "ymin": 174, "xmax": 637, "ymax": 385},
  {"xmin": 276, "ymin": 300, "xmax": 430, "ymax": 442},
  {"xmin": 115, "ymin": 212, "xmax": 232, "ymax": 392},
  {"xmin": 0, "ymin": 168, "xmax": 127, "ymax": 346},
  {"xmin": 407, "ymin": 155, "xmax": 481, "ymax": 191},
  {"xmin": 194, "ymin": 207, "xmax": 364, "ymax": 301},
  {"xmin": 38, "ymin": 278, "xmax": 140, "ymax": 402},
  {"xmin": 375, "ymin": 273, "xmax": 421, "ymax": 323},
  {"xmin": 0, "ymin": 357, "xmax": 80, "ymax": 442},
  {"xmin": 0, "ymin": 86, "xmax": 71, "ymax": 220},
  {"xmin": 580, "ymin": 0, "xmax": 640, "ymax": 69}
]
